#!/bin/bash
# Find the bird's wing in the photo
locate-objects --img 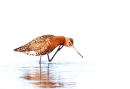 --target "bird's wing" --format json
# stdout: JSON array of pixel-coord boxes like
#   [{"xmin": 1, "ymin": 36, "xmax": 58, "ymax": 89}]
[{"xmin": 28, "ymin": 35, "xmax": 54, "ymax": 55}]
